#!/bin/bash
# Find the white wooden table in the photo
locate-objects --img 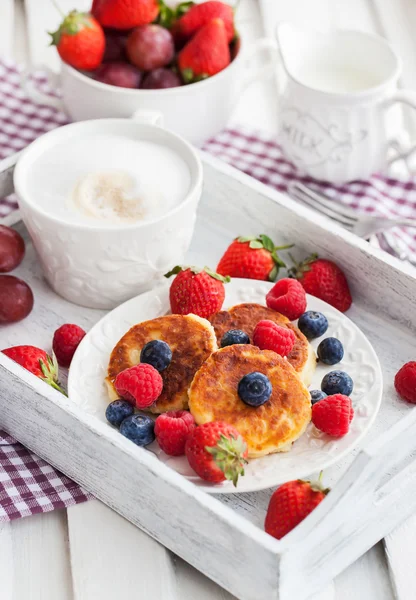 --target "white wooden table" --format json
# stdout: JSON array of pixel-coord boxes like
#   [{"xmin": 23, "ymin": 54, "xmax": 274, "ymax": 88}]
[{"xmin": 1, "ymin": 1, "xmax": 415, "ymax": 599}]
